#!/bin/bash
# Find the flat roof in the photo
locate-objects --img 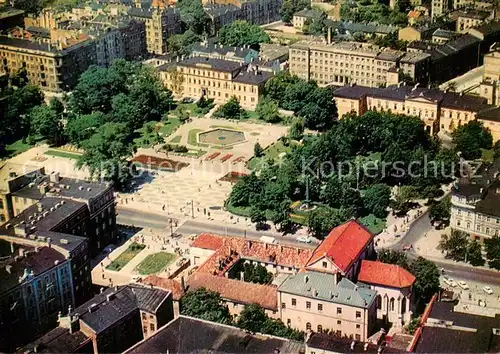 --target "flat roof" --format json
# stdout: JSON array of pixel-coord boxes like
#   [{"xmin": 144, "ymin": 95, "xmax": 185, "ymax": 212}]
[
  {"xmin": 125, "ymin": 316, "xmax": 304, "ymax": 353},
  {"xmin": 18, "ymin": 327, "xmax": 91, "ymax": 353}
]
